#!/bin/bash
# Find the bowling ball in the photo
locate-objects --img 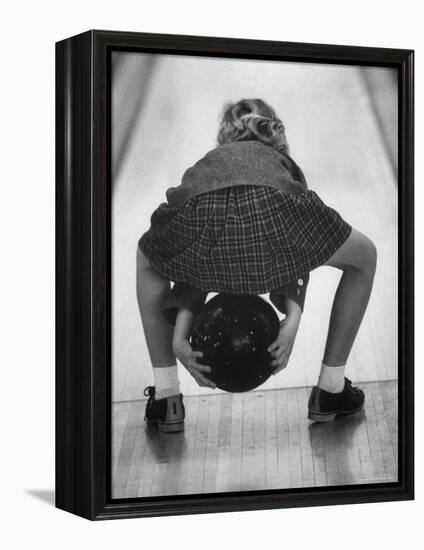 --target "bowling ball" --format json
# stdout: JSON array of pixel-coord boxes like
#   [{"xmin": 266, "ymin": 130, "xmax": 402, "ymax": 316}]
[{"xmin": 190, "ymin": 294, "xmax": 280, "ymax": 392}]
